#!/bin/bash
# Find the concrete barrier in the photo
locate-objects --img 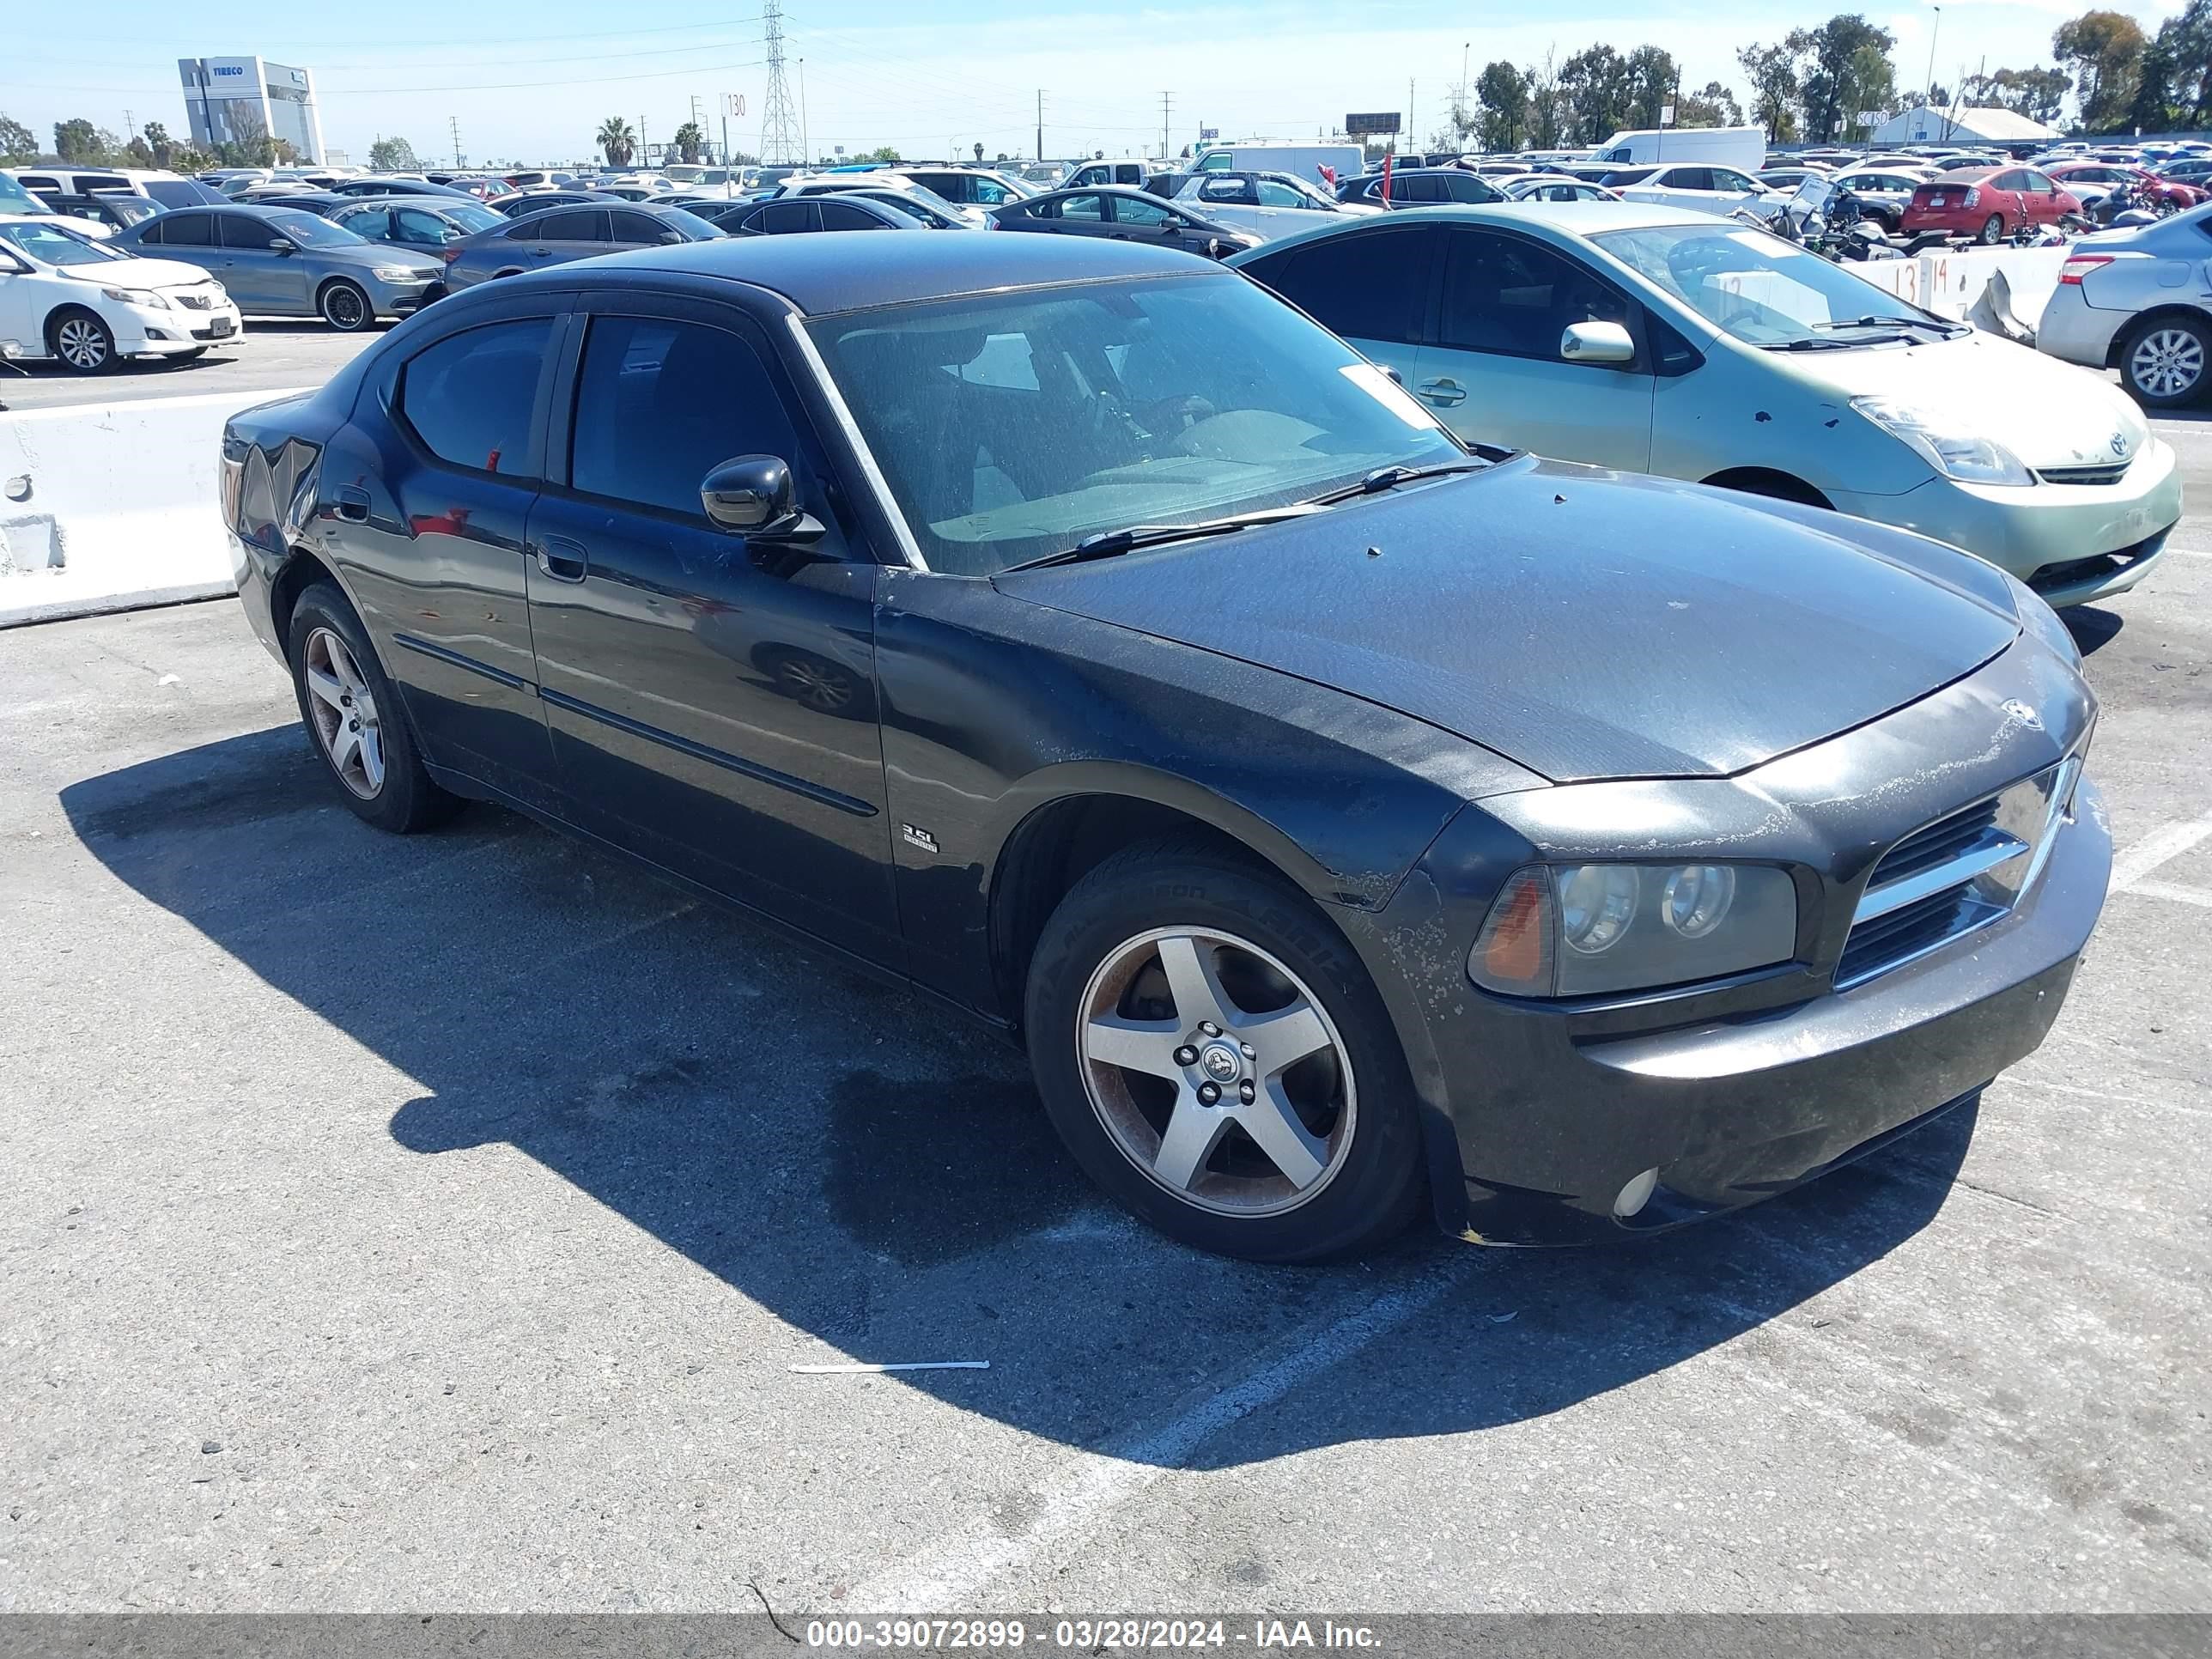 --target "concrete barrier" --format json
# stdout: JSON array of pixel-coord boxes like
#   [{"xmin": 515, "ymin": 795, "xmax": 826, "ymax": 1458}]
[{"xmin": 0, "ymin": 386, "xmax": 311, "ymax": 629}]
